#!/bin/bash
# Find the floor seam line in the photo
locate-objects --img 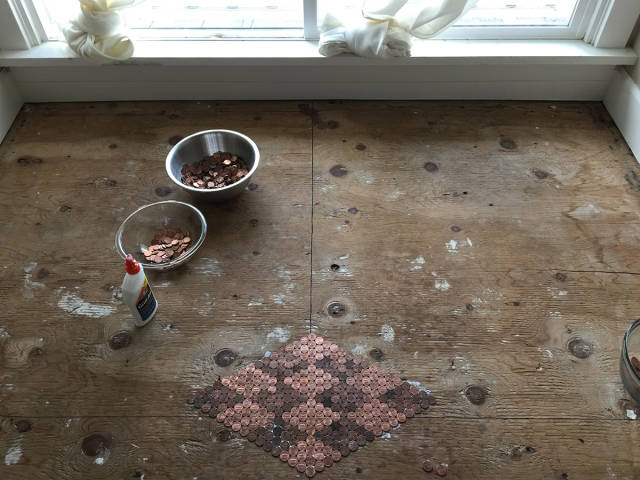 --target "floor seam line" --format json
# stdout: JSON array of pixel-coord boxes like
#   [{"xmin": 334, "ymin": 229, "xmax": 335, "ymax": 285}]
[{"xmin": 309, "ymin": 100, "xmax": 314, "ymax": 333}]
